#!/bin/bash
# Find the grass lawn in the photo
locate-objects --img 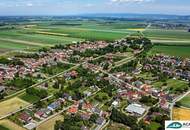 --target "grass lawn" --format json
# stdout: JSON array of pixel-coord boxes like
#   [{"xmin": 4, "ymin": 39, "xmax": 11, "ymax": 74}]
[
  {"xmin": 0, "ymin": 125, "xmax": 10, "ymax": 130},
  {"xmin": 0, "ymin": 97, "xmax": 29, "ymax": 117},
  {"xmin": 149, "ymin": 45, "xmax": 190, "ymax": 58},
  {"xmin": 178, "ymin": 94, "xmax": 190, "ymax": 108},
  {"xmin": 173, "ymin": 107, "xmax": 190, "ymax": 120},
  {"xmin": 0, "ymin": 119, "xmax": 26, "ymax": 130},
  {"xmin": 105, "ymin": 122, "xmax": 129, "ymax": 130},
  {"xmin": 165, "ymin": 79, "xmax": 189, "ymax": 94},
  {"xmin": 36, "ymin": 114, "xmax": 63, "ymax": 130},
  {"xmin": 149, "ymin": 122, "xmax": 161, "ymax": 130},
  {"xmin": 152, "ymin": 81, "xmax": 164, "ymax": 89},
  {"xmin": 19, "ymin": 93, "xmax": 40, "ymax": 103},
  {"xmin": 137, "ymin": 72, "xmax": 155, "ymax": 80}
]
